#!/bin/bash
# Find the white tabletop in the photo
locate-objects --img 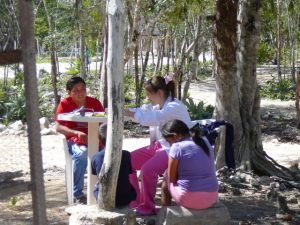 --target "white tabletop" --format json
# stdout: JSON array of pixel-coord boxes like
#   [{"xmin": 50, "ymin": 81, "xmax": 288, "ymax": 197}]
[{"xmin": 58, "ymin": 112, "xmax": 107, "ymax": 123}]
